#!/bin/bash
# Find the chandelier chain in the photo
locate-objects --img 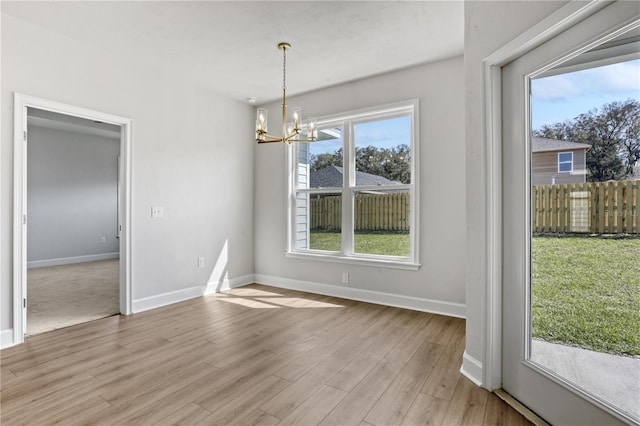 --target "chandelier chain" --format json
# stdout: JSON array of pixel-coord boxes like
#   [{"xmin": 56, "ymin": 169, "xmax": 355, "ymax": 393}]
[{"xmin": 282, "ymin": 47, "xmax": 287, "ymax": 90}]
